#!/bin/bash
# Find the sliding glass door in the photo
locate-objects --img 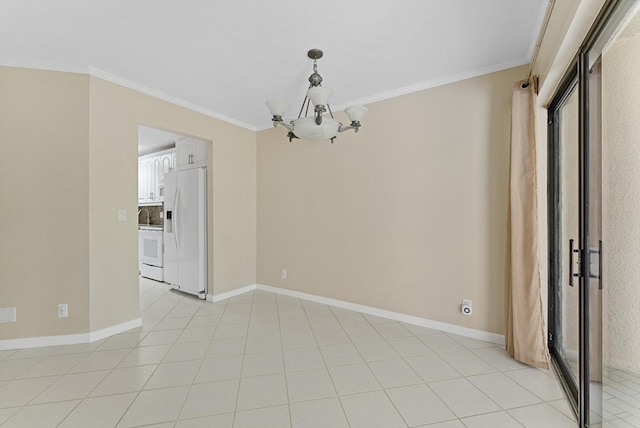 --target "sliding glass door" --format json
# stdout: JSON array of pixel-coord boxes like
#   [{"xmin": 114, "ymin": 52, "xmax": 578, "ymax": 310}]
[{"xmin": 548, "ymin": 1, "xmax": 639, "ymax": 427}]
